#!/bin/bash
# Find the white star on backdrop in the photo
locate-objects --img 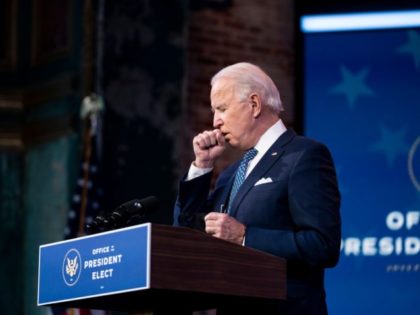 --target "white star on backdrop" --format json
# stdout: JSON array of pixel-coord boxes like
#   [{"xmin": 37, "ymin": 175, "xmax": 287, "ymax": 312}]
[
  {"xmin": 330, "ymin": 66, "xmax": 374, "ymax": 110},
  {"xmin": 397, "ymin": 30, "xmax": 420, "ymax": 70},
  {"xmin": 370, "ymin": 125, "xmax": 409, "ymax": 166}
]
